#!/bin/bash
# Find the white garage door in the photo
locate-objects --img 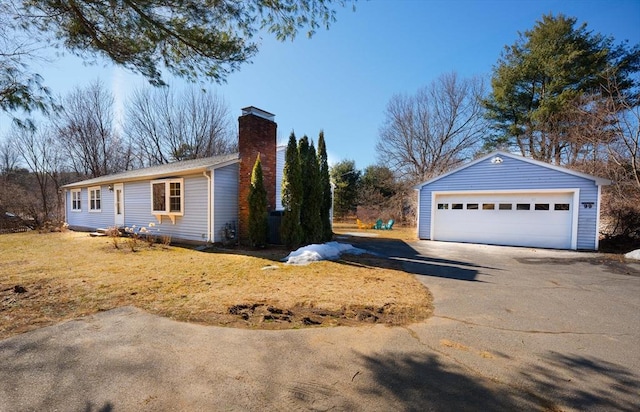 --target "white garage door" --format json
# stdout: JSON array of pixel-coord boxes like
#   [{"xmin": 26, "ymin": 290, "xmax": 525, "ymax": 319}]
[{"xmin": 433, "ymin": 192, "xmax": 575, "ymax": 249}]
